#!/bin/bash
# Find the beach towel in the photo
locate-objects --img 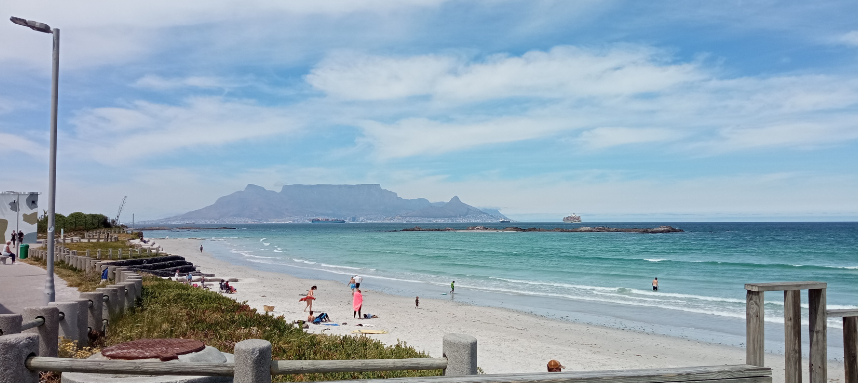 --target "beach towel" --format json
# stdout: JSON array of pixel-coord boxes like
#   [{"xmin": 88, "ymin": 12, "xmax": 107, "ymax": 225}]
[
  {"xmin": 352, "ymin": 330, "xmax": 387, "ymax": 334},
  {"xmin": 353, "ymin": 291, "xmax": 363, "ymax": 311}
]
